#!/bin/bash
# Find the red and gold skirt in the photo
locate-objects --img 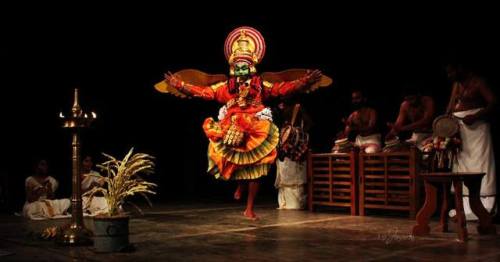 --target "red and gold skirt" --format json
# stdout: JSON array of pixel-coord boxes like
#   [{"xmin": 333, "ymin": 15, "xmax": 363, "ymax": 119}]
[{"xmin": 202, "ymin": 112, "xmax": 279, "ymax": 180}]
